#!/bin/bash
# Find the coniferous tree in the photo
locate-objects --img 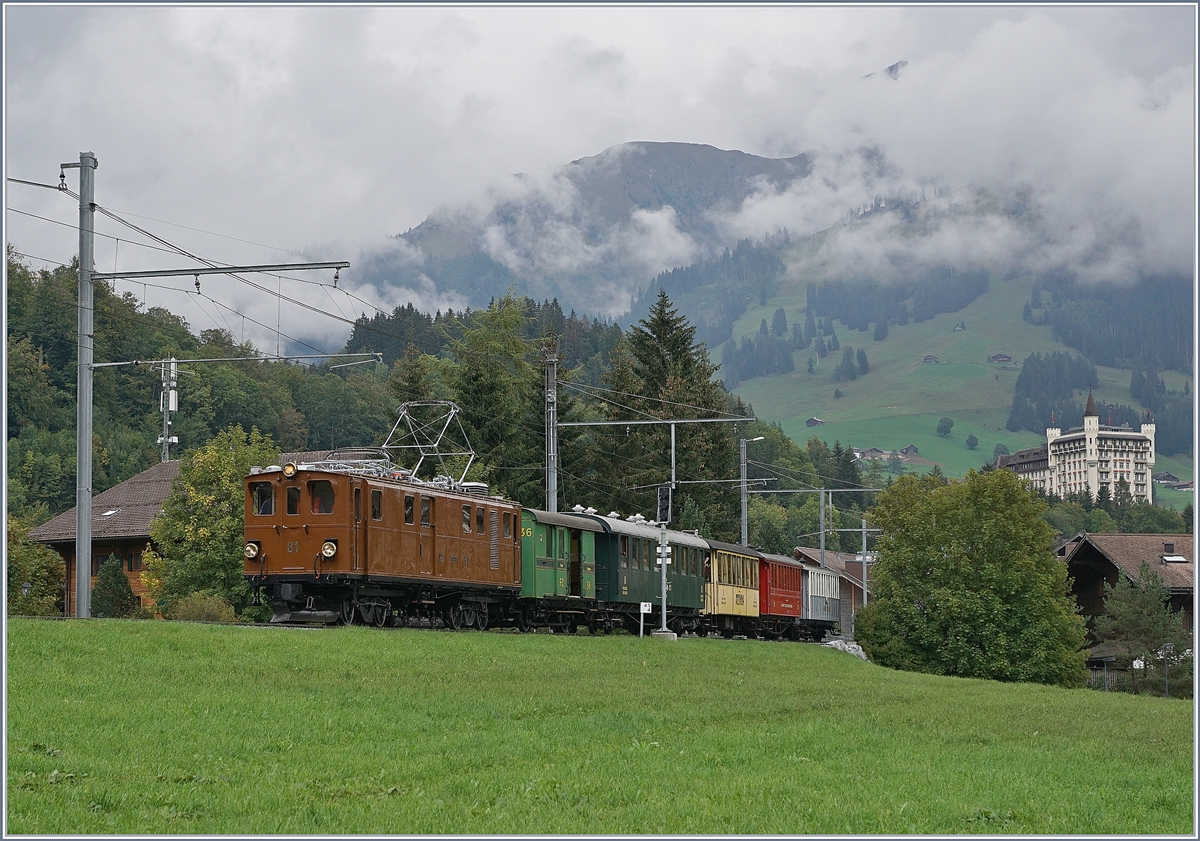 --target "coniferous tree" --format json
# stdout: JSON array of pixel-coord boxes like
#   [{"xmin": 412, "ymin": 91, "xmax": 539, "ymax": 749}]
[
  {"xmin": 91, "ymin": 554, "xmax": 139, "ymax": 619},
  {"xmin": 856, "ymin": 348, "xmax": 870, "ymax": 375}
]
